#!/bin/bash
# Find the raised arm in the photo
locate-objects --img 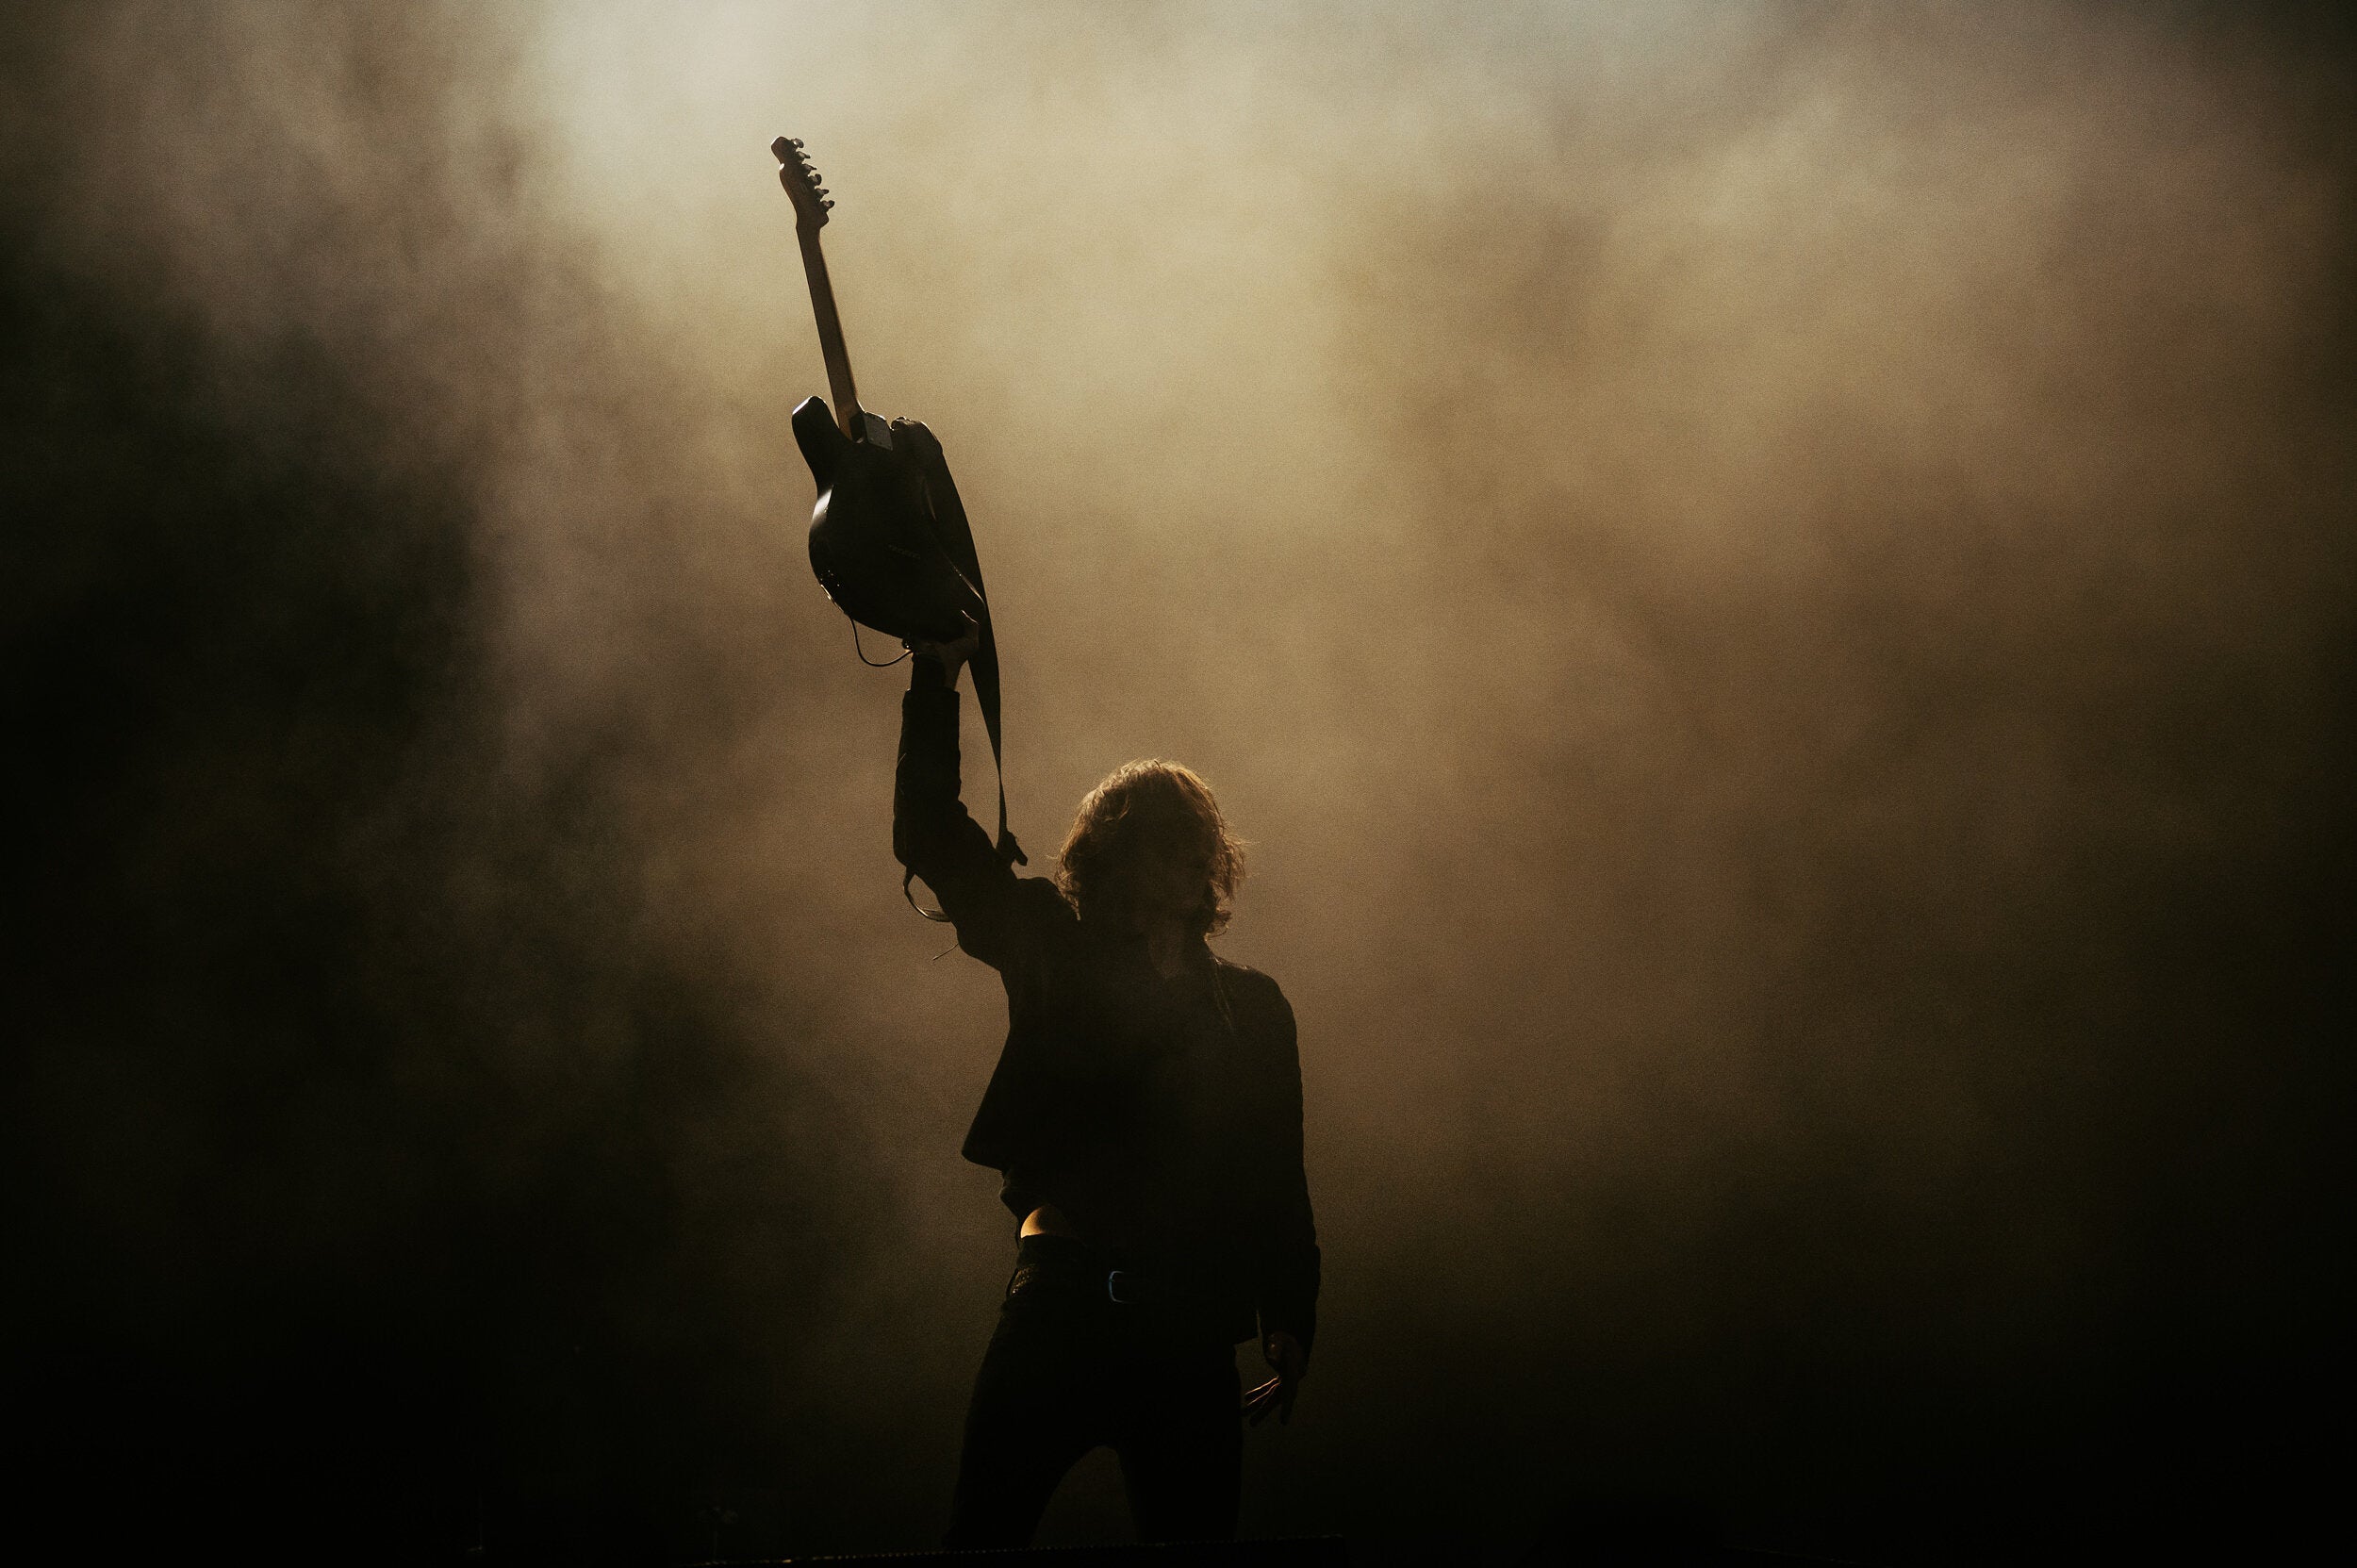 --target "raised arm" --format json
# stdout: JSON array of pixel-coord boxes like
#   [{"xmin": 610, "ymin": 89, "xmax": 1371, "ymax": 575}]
[{"xmin": 895, "ymin": 635, "xmax": 1062, "ymax": 970}]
